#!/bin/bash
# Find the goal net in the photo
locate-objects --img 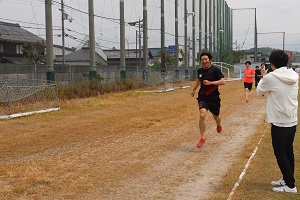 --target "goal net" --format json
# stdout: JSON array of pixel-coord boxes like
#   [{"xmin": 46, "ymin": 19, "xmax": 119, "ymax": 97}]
[
  {"xmin": 133, "ymin": 71, "xmax": 175, "ymax": 93},
  {"xmin": 0, "ymin": 79, "xmax": 60, "ymax": 119}
]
